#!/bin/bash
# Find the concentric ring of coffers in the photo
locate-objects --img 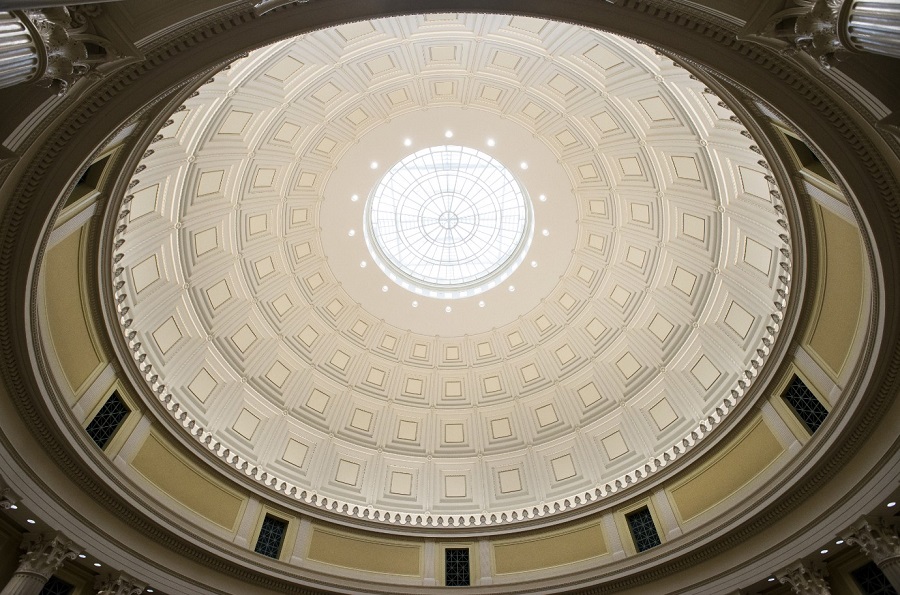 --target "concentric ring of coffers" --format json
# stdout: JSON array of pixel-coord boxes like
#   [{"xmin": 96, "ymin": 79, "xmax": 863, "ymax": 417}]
[{"xmin": 111, "ymin": 14, "xmax": 791, "ymax": 527}]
